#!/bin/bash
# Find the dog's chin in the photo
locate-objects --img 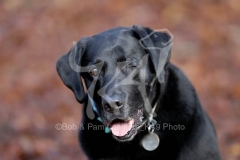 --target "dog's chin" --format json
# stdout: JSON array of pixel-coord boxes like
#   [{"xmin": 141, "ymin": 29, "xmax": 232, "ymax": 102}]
[{"xmin": 108, "ymin": 109, "xmax": 144, "ymax": 142}]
